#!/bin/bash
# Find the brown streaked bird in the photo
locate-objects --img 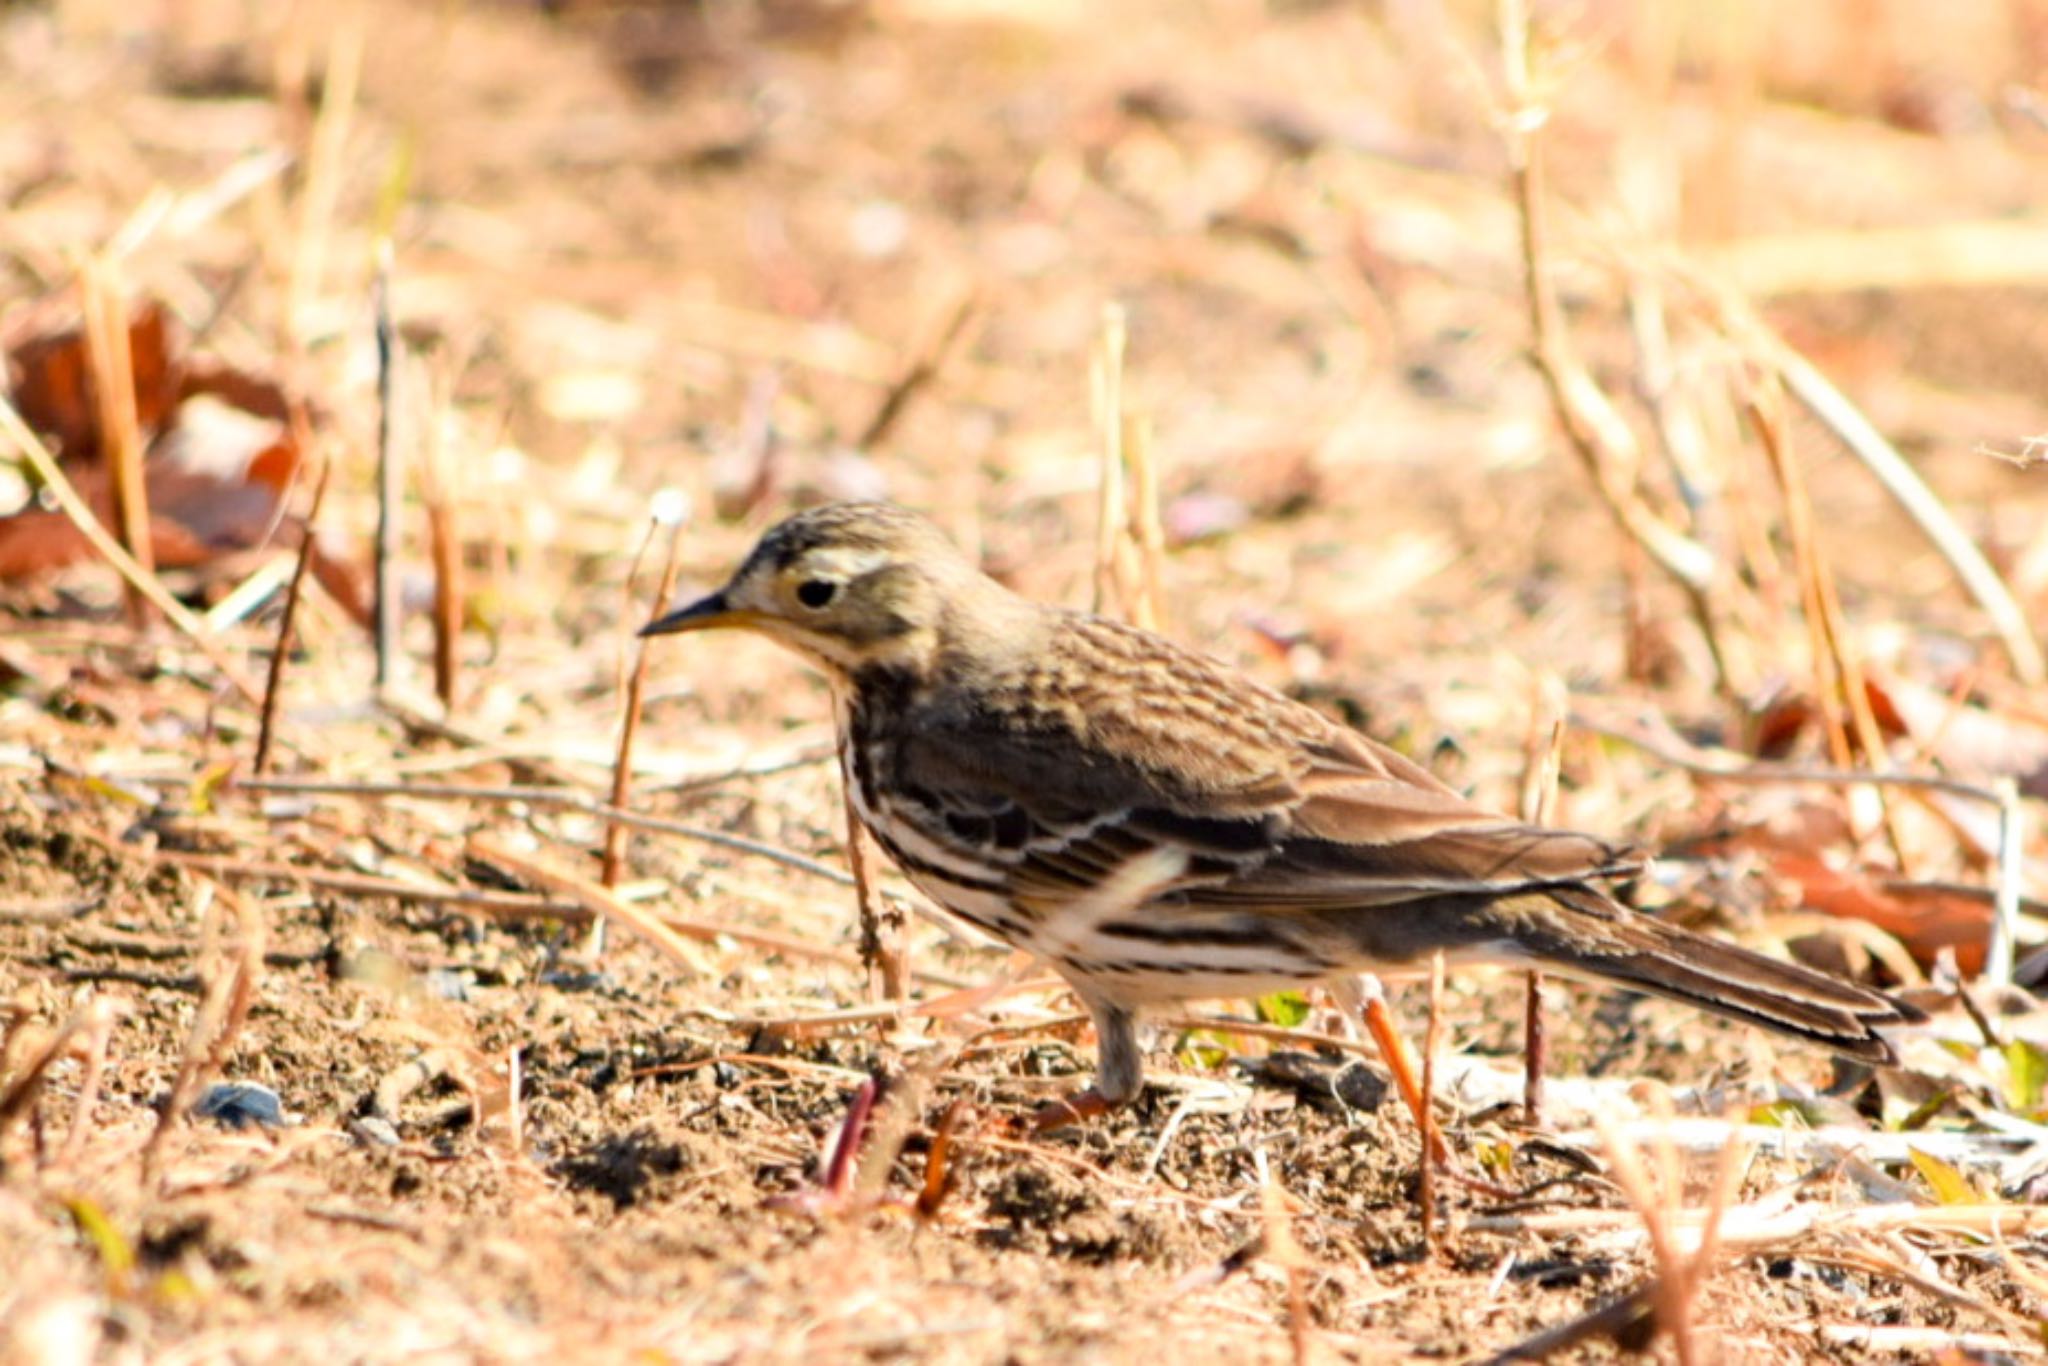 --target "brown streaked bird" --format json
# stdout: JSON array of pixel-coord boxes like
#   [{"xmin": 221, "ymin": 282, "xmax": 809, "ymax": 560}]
[{"xmin": 643, "ymin": 502, "xmax": 1920, "ymax": 1117}]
